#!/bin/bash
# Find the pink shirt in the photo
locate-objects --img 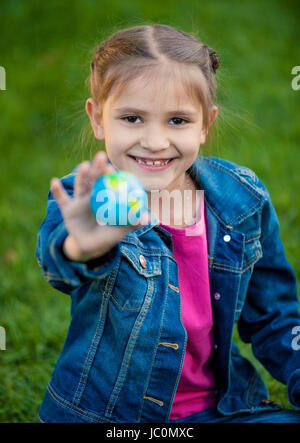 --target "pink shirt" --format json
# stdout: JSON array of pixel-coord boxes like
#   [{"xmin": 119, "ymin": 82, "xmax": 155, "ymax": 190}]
[{"xmin": 160, "ymin": 197, "xmax": 217, "ymax": 420}]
